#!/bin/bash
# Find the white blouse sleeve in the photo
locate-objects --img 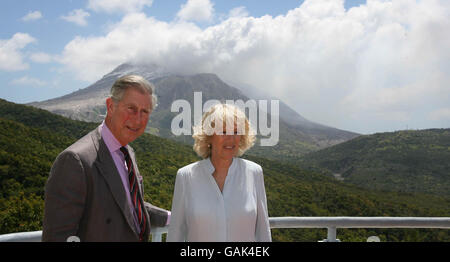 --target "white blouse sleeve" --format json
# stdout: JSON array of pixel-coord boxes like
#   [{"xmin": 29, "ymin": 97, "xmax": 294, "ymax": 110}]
[
  {"xmin": 255, "ymin": 166, "xmax": 272, "ymax": 242},
  {"xmin": 167, "ymin": 170, "xmax": 187, "ymax": 242}
]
